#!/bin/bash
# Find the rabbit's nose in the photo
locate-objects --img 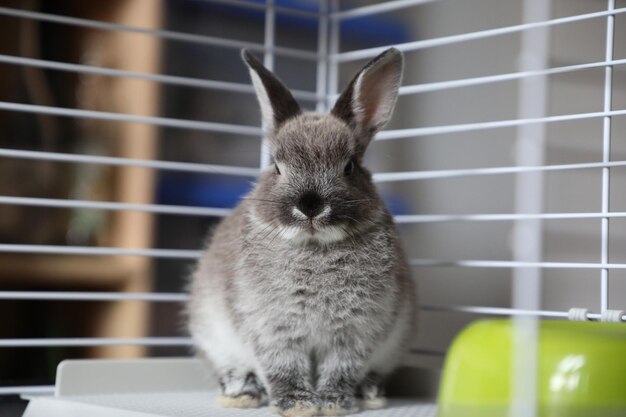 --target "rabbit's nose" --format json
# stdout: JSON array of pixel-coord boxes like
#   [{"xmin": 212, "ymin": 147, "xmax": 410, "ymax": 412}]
[{"xmin": 296, "ymin": 191, "xmax": 324, "ymax": 218}]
